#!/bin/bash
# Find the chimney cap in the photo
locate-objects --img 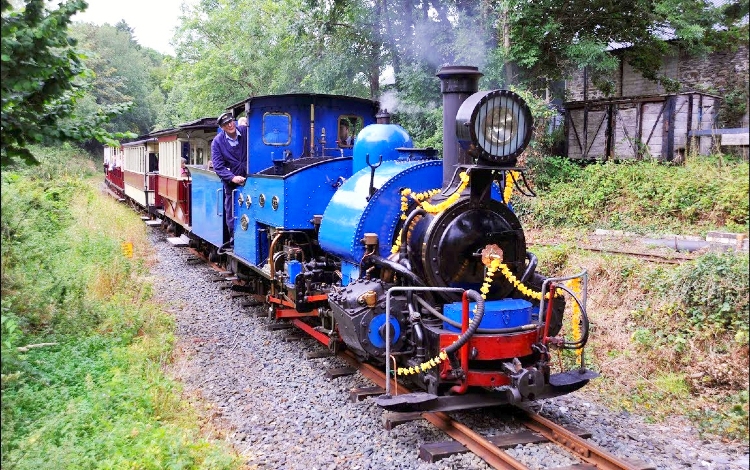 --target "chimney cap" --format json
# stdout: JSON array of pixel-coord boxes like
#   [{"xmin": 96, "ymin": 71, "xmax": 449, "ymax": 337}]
[{"xmin": 436, "ymin": 65, "xmax": 482, "ymax": 78}]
